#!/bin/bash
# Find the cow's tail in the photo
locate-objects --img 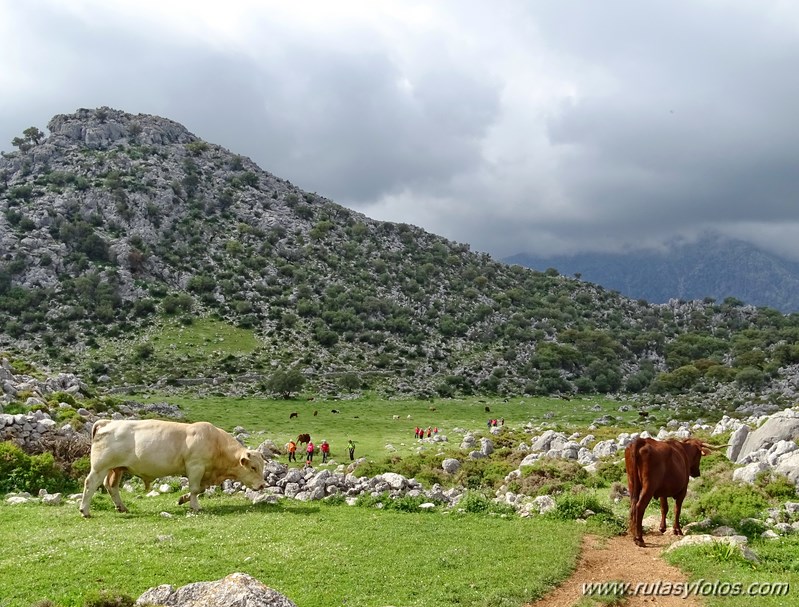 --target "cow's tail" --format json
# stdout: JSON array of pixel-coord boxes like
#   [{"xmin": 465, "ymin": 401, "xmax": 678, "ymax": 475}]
[
  {"xmin": 626, "ymin": 439, "xmax": 642, "ymax": 535},
  {"xmin": 91, "ymin": 418, "xmax": 112, "ymax": 441}
]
